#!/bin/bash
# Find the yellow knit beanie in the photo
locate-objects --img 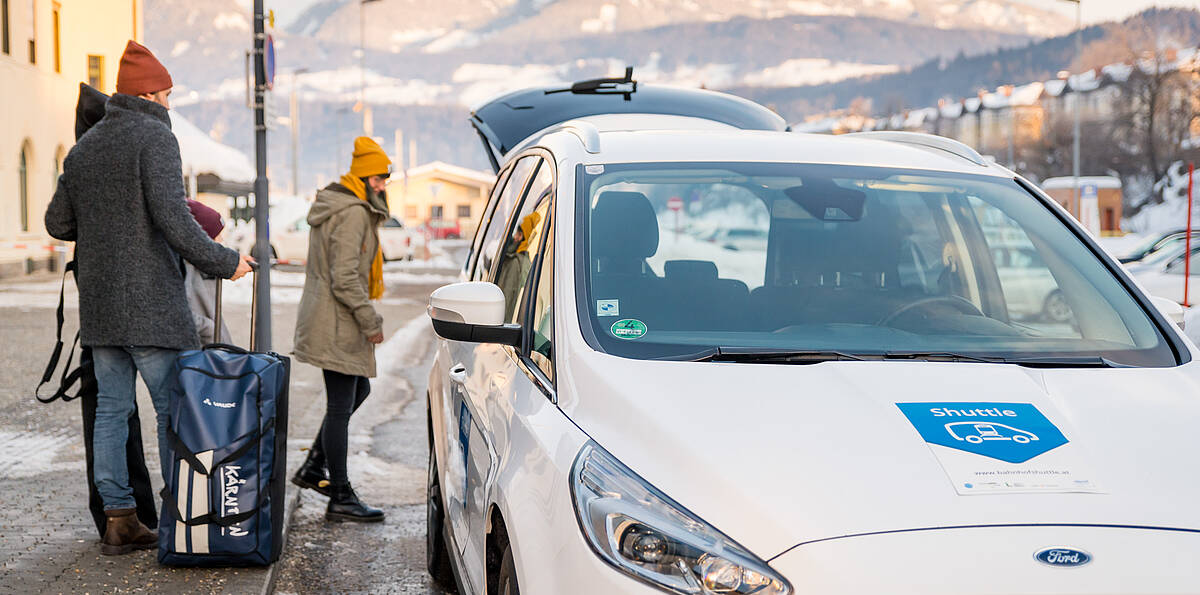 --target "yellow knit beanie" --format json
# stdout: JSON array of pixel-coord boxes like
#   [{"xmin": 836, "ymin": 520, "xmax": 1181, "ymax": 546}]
[{"xmin": 348, "ymin": 136, "xmax": 392, "ymax": 178}]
